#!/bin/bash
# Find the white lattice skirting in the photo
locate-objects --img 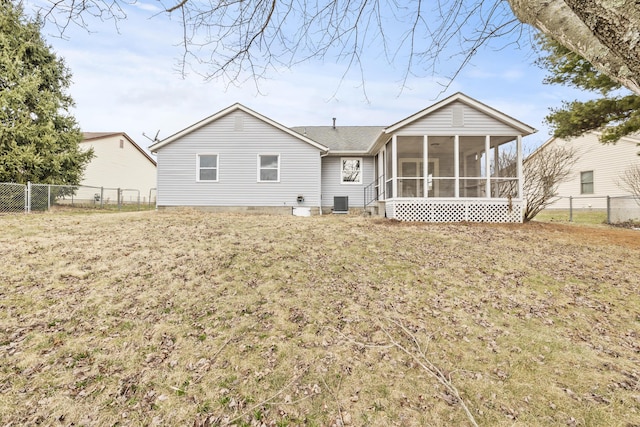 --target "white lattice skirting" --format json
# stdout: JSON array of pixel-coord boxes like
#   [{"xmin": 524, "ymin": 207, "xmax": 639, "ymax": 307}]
[{"xmin": 386, "ymin": 199, "xmax": 524, "ymax": 223}]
